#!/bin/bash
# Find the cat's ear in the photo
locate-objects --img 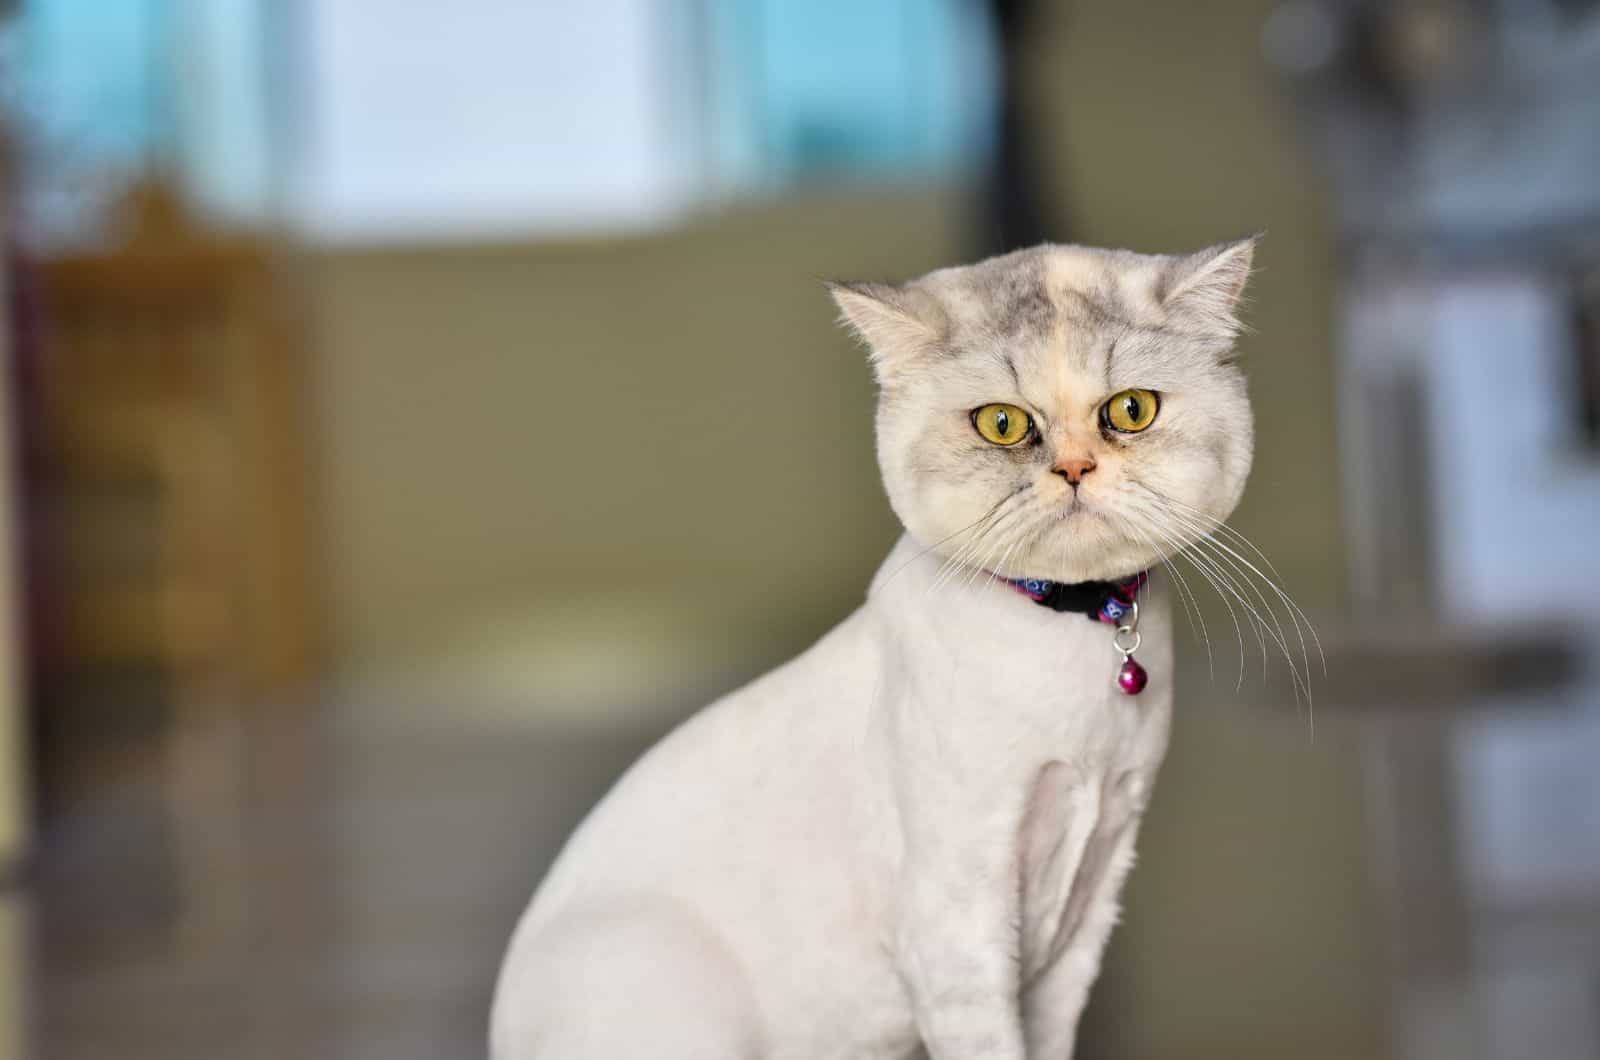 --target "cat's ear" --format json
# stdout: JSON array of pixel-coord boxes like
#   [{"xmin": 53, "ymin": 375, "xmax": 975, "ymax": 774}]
[
  {"xmin": 1159, "ymin": 235, "xmax": 1258, "ymax": 340},
  {"xmin": 827, "ymin": 280, "xmax": 945, "ymax": 382}
]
